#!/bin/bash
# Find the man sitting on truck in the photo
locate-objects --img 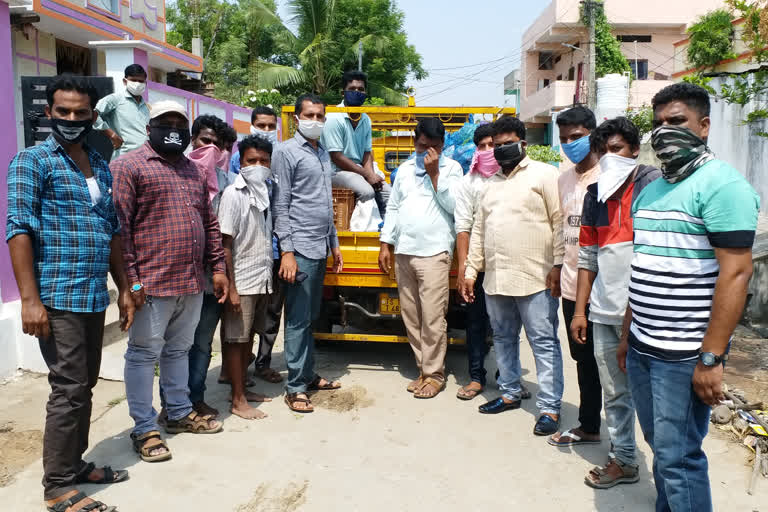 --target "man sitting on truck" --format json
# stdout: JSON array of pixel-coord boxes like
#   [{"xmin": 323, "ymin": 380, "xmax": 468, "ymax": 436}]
[
  {"xmin": 321, "ymin": 70, "xmax": 391, "ymax": 217},
  {"xmin": 378, "ymin": 118, "xmax": 463, "ymax": 399}
]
